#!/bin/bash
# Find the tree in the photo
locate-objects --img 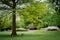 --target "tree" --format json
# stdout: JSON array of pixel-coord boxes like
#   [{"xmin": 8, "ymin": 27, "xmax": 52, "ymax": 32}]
[
  {"xmin": 47, "ymin": 0, "xmax": 60, "ymax": 27},
  {"xmin": 0, "ymin": 0, "xmax": 33, "ymax": 36},
  {"xmin": 18, "ymin": 2, "xmax": 47, "ymax": 29}
]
